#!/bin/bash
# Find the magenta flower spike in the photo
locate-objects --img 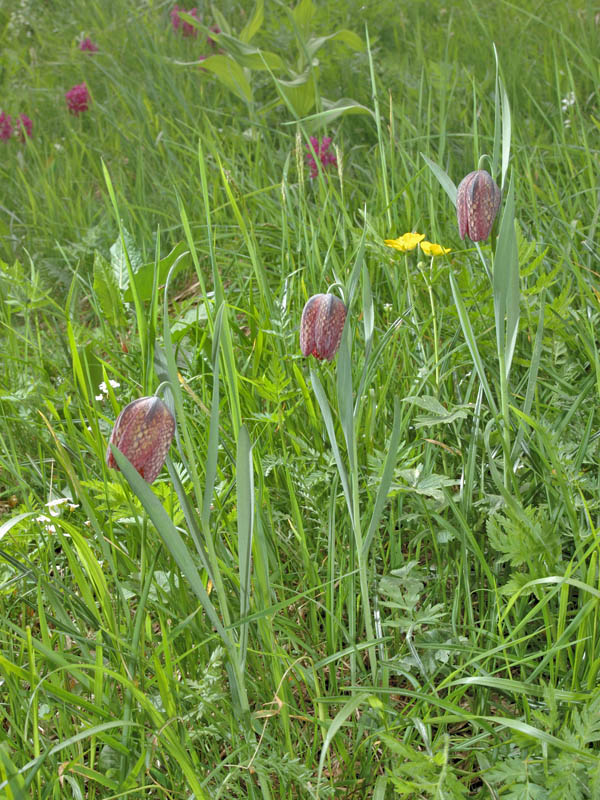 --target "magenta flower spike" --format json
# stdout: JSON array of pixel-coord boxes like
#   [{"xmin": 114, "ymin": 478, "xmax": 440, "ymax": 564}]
[
  {"xmin": 300, "ymin": 294, "xmax": 347, "ymax": 361},
  {"xmin": 0, "ymin": 111, "xmax": 13, "ymax": 141},
  {"xmin": 65, "ymin": 83, "xmax": 90, "ymax": 115},
  {"xmin": 106, "ymin": 396, "xmax": 176, "ymax": 484},
  {"xmin": 171, "ymin": 5, "xmax": 200, "ymax": 37},
  {"xmin": 79, "ymin": 37, "xmax": 99, "ymax": 52},
  {"xmin": 456, "ymin": 169, "xmax": 501, "ymax": 242},
  {"xmin": 305, "ymin": 136, "xmax": 337, "ymax": 179}
]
